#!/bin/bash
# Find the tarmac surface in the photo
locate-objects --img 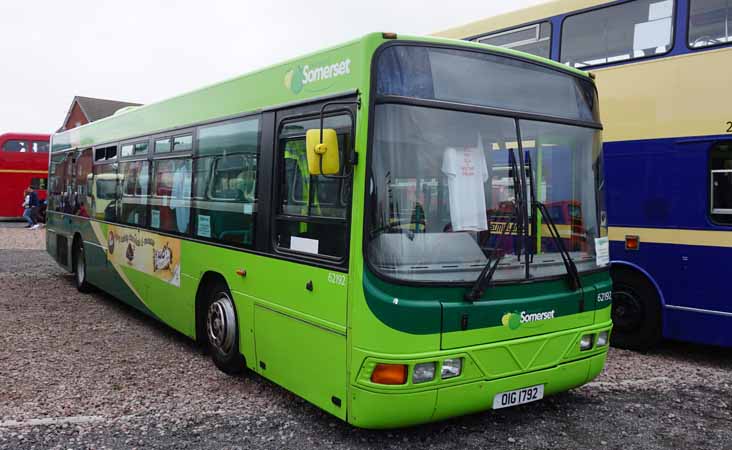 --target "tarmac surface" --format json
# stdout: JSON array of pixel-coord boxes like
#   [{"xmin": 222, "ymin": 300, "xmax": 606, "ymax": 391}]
[{"xmin": 1, "ymin": 222, "xmax": 731, "ymax": 450}]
